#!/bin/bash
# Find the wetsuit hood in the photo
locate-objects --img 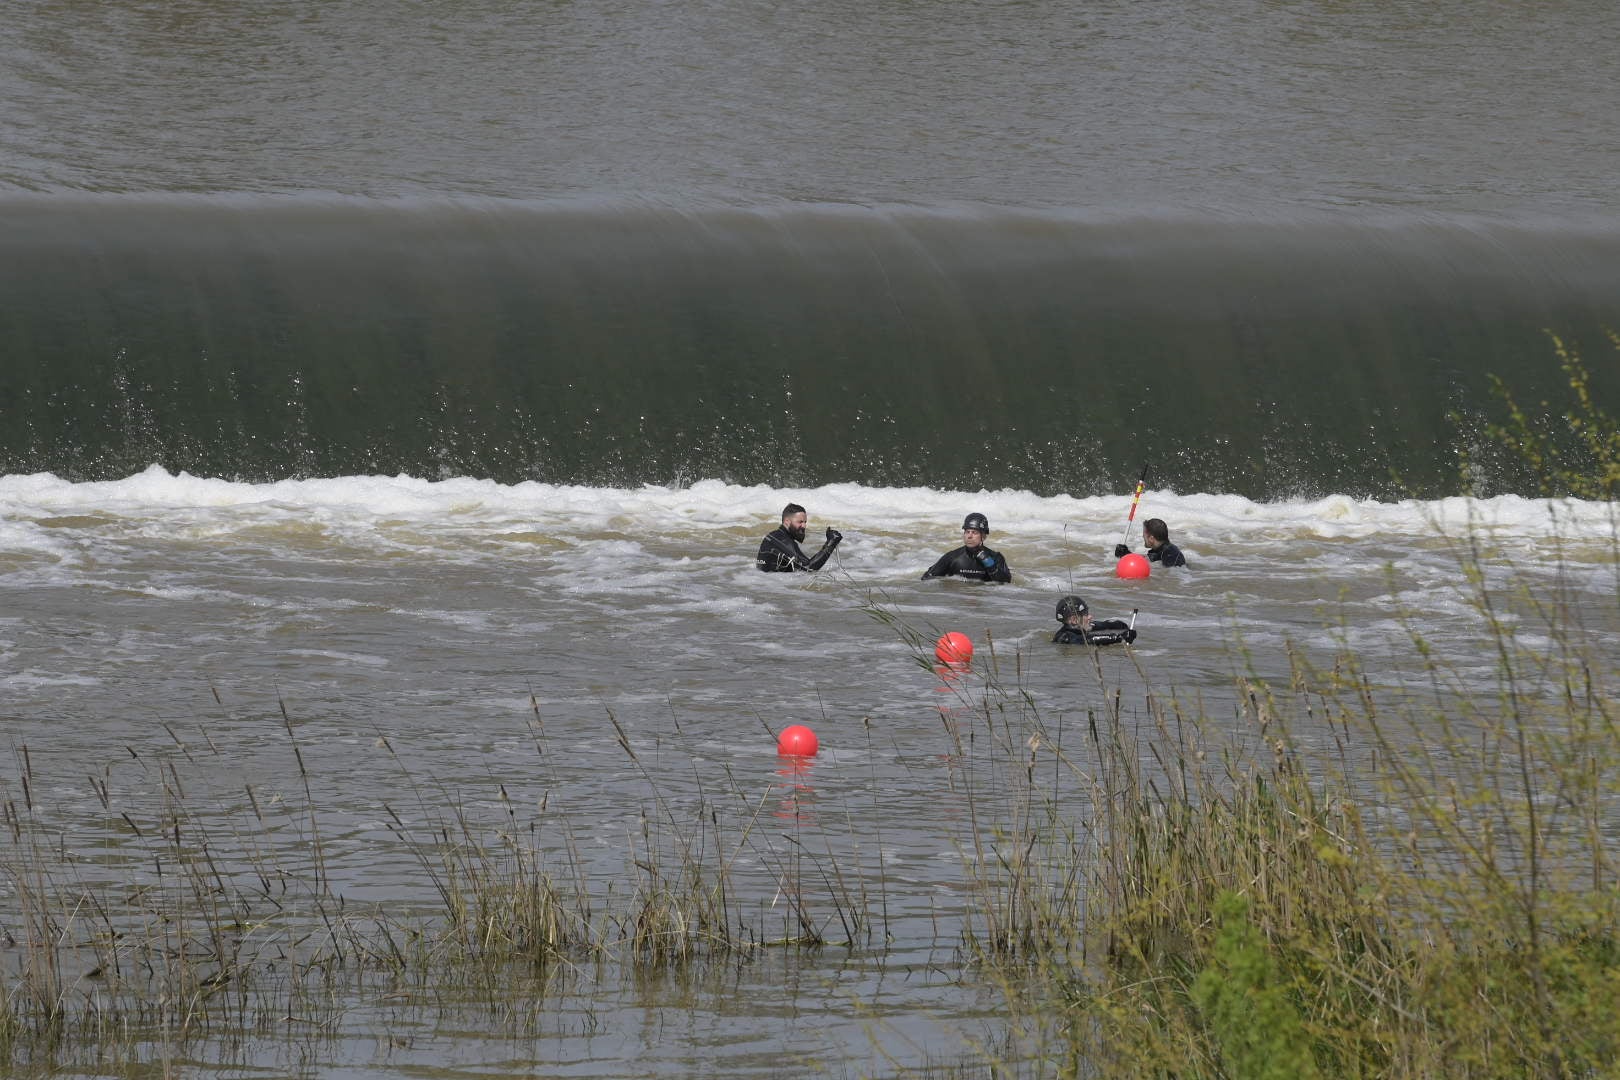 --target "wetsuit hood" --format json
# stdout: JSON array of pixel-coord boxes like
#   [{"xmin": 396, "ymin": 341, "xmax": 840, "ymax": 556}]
[{"xmin": 1056, "ymin": 595, "xmax": 1088, "ymax": 621}]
